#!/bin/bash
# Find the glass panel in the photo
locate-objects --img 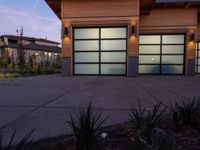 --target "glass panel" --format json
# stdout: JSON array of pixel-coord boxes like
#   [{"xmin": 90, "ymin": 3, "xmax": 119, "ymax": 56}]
[
  {"xmin": 161, "ymin": 65, "xmax": 183, "ymax": 74},
  {"xmin": 101, "ymin": 40, "xmax": 126, "ymax": 50},
  {"xmin": 198, "ymin": 66, "xmax": 200, "ymax": 73},
  {"xmin": 139, "ymin": 45, "xmax": 160, "ymax": 54},
  {"xmin": 162, "ymin": 35, "xmax": 184, "ymax": 44},
  {"xmin": 162, "ymin": 55, "xmax": 184, "ymax": 64},
  {"xmin": 195, "ymin": 58, "xmax": 198, "ymax": 65},
  {"xmin": 139, "ymin": 35, "xmax": 161, "ymax": 44},
  {"xmin": 162, "ymin": 45, "xmax": 184, "ymax": 54},
  {"xmin": 74, "ymin": 40, "xmax": 99, "ymax": 51},
  {"xmin": 139, "ymin": 55, "xmax": 160, "ymax": 64},
  {"xmin": 101, "ymin": 28, "xmax": 126, "ymax": 39},
  {"xmin": 74, "ymin": 64, "xmax": 99, "ymax": 74},
  {"xmin": 74, "ymin": 28, "xmax": 99, "ymax": 39},
  {"xmin": 74, "ymin": 52, "xmax": 99, "ymax": 62},
  {"xmin": 101, "ymin": 64, "xmax": 126, "ymax": 74},
  {"xmin": 139, "ymin": 65, "xmax": 160, "ymax": 74},
  {"xmin": 101, "ymin": 52, "xmax": 126, "ymax": 62}
]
